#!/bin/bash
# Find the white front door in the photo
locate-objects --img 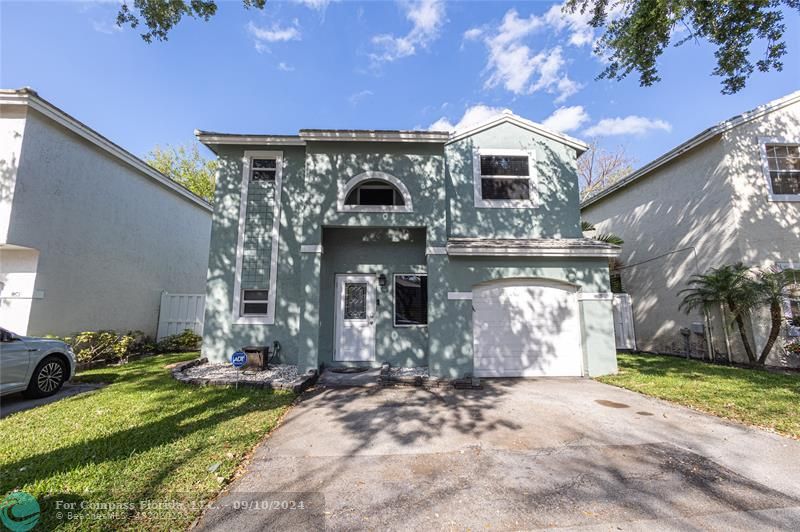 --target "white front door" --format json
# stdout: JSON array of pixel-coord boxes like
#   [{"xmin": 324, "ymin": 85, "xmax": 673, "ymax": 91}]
[{"xmin": 334, "ymin": 274, "xmax": 377, "ymax": 361}]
